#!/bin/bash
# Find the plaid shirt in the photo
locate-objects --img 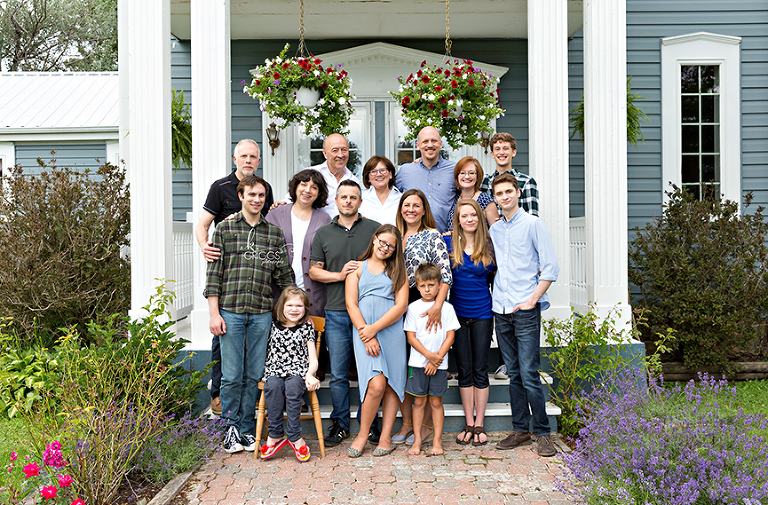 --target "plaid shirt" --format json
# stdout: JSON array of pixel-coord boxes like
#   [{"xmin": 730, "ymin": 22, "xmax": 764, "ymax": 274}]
[
  {"xmin": 480, "ymin": 168, "xmax": 539, "ymax": 217},
  {"xmin": 204, "ymin": 212, "xmax": 295, "ymax": 314}
]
